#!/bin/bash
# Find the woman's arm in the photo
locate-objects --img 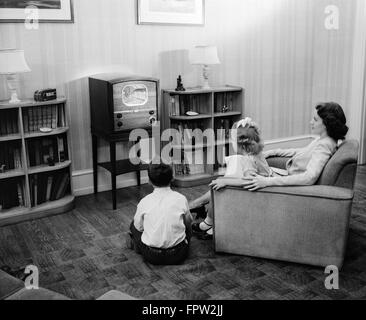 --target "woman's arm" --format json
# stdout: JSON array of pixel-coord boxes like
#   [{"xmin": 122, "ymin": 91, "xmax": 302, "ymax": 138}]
[
  {"xmin": 263, "ymin": 147, "xmax": 301, "ymax": 159},
  {"xmin": 244, "ymin": 142, "xmax": 335, "ymax": 190},
  {"xmin": 210, "ymin": 177, "xmax": 251, "ymax": 190}
]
